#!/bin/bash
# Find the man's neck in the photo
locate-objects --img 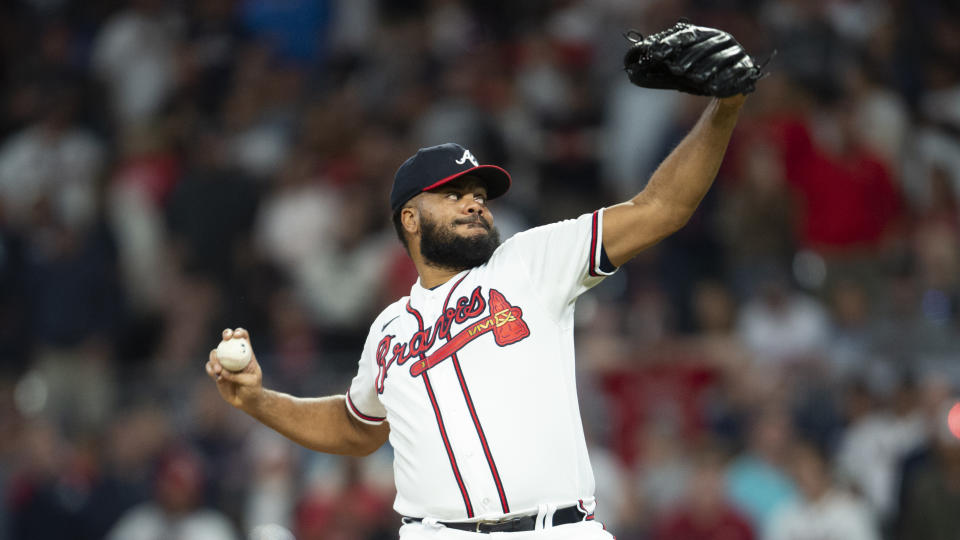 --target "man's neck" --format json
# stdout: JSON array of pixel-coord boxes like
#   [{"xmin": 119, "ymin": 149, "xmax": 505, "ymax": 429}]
[{"xmin": 417, "ymin": 262, "xmax": 465, "ymax": 289}]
